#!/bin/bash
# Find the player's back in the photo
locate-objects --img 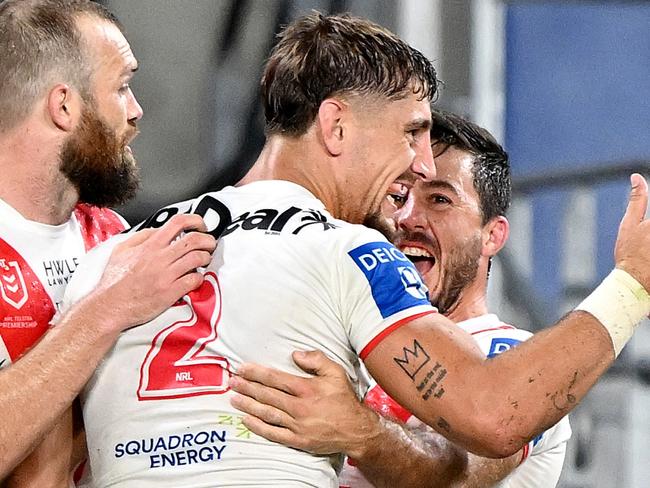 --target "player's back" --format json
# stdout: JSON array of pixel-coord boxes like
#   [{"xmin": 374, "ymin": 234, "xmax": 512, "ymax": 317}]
[{"xmin": 66, "ymin": 180, "xmax": 433, "ymax": 487}]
